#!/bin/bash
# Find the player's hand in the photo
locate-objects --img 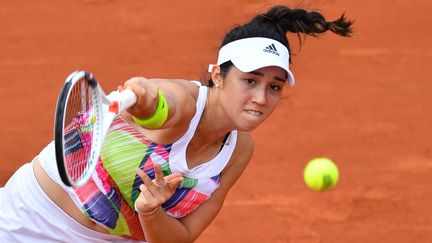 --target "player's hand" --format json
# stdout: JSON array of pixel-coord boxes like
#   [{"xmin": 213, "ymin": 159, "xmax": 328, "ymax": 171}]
[
  {"xmin": 122, "ymin": 77, "xmax": 159, "ymax": 121},
  {"xmin": 135, "ymin": 163, "xmax": 183, "ymax": 215}
]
